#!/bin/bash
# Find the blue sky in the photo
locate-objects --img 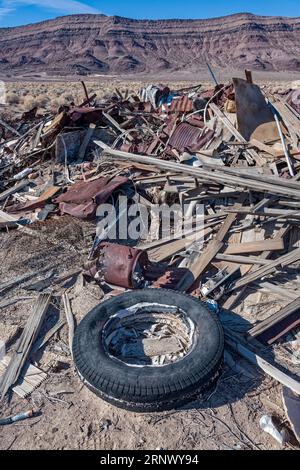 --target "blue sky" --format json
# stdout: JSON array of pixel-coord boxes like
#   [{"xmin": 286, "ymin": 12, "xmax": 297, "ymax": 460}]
[{"xmin": 0, "ymin": 0, "xmax": 300, "ymax": 27}]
